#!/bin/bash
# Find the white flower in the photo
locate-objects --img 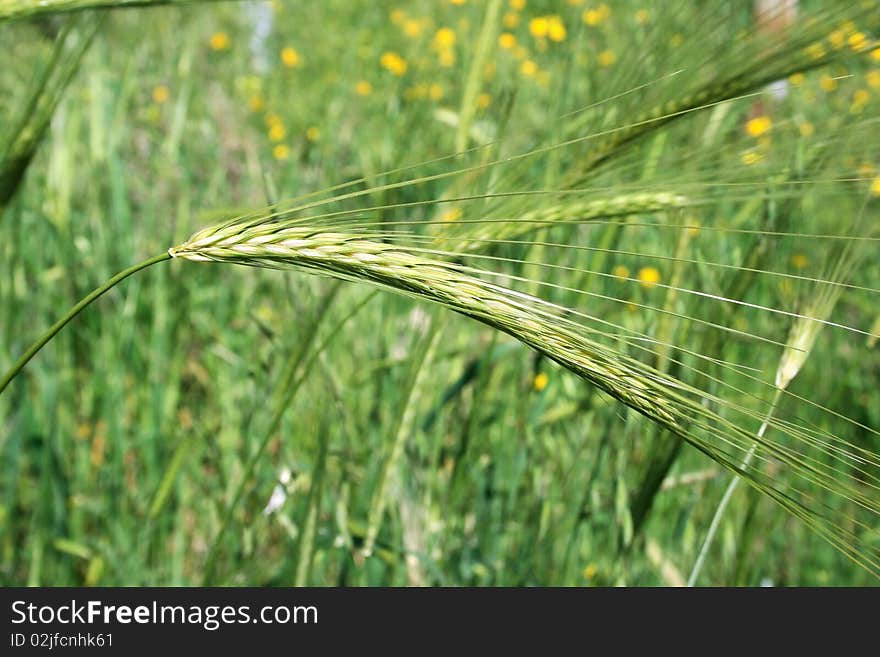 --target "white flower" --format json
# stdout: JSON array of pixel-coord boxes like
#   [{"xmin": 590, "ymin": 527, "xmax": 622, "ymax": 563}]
[{"xmin": 263, "ymin": 466, "xmax": 292, "ymax": 515}]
